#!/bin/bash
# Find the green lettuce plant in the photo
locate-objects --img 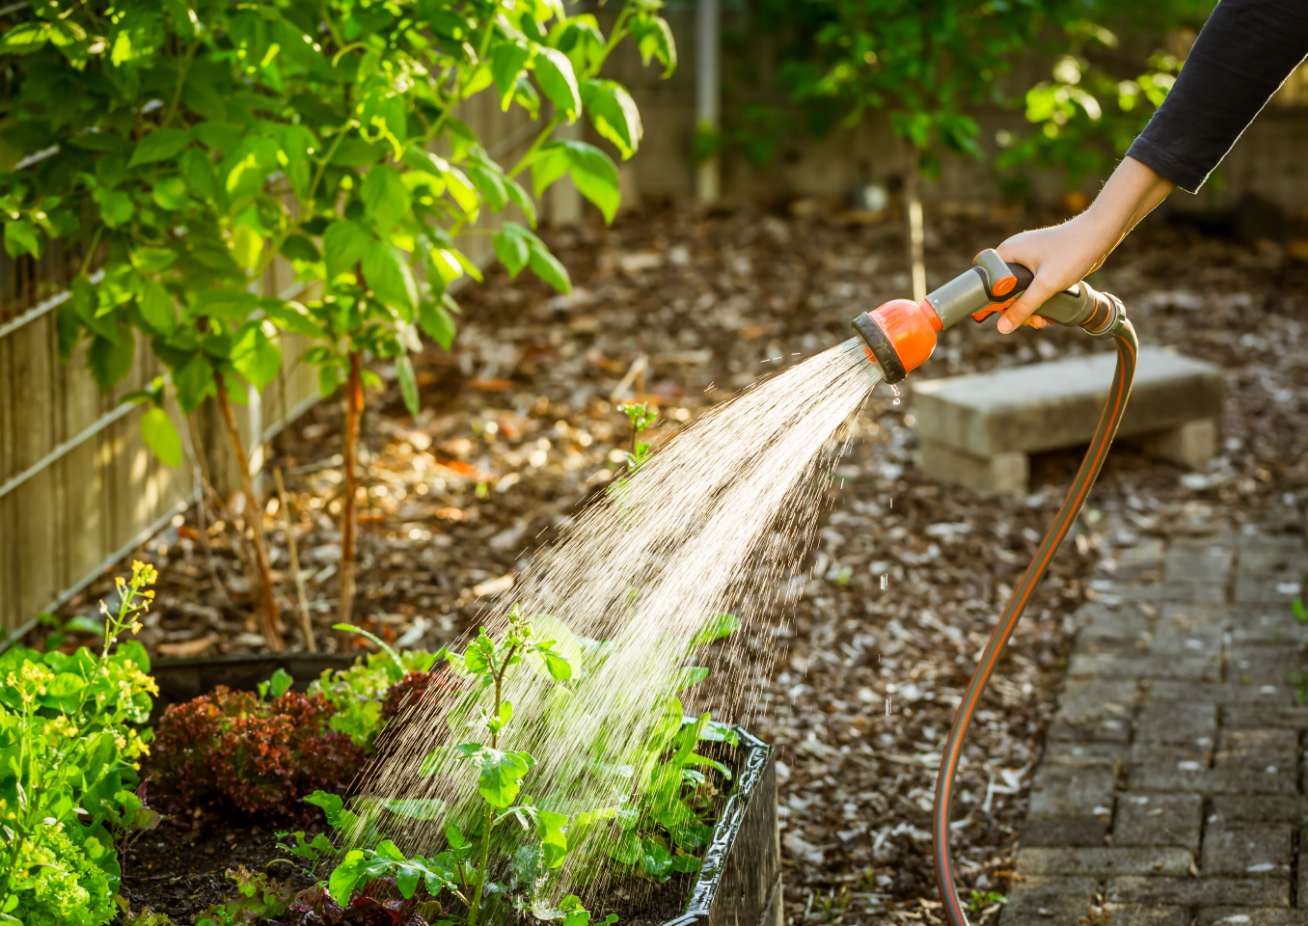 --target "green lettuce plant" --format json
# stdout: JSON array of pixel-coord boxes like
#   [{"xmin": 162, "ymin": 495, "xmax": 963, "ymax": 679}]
[
  {"xmin": 0, "ymin": 562, "xmax": 160, "ymax": 926},
  {"xmin": 0, "ymin": 0, "xmax": 676, "ymax": 640}
]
